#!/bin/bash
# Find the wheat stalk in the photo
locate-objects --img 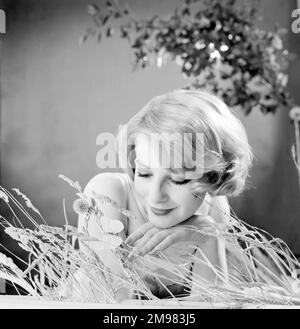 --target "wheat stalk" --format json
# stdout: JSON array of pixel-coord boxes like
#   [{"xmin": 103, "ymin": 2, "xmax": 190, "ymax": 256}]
[{"xmin": 0, "ymin": 176, "xmax": 300, "ymax": 307}]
